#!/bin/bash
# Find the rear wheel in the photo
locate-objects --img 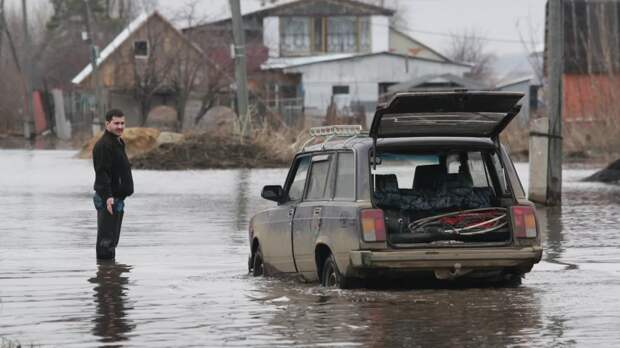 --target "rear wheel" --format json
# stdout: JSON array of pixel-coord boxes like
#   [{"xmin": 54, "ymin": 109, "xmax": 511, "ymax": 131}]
[
  {"xmin": 252, "ymin": 248, "xmax": 264, "ymax": 277},
  {"xmin": 321, "ymin": 254, "xmax": 350, "ymax": 289},
  {"xmin": 498, "ymin": 273, "xmax": 523, "ymax": 287}
]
